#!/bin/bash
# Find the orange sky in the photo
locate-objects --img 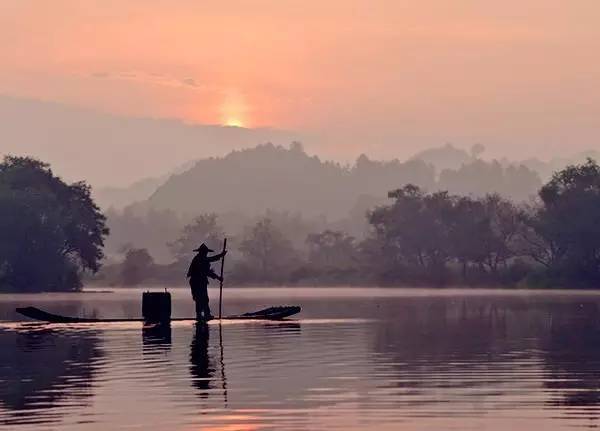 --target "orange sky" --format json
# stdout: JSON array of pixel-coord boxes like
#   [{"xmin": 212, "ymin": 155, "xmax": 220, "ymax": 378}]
[{"xmin": 1, "ymin": 0, "xmax": 600, "ymax": 160}]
